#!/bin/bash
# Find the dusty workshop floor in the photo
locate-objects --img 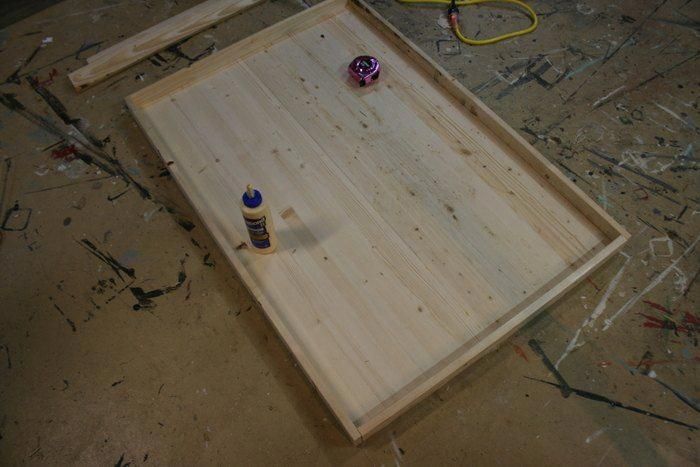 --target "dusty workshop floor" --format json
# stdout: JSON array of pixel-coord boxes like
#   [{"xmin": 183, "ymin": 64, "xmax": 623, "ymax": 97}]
[
  {"xmin": 0, "ymin": 0, "xmax": 698, "ymax": 465},
  {"xmin": 0, "ymin": 1, "xmax": 64, "ymax": 30}
]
